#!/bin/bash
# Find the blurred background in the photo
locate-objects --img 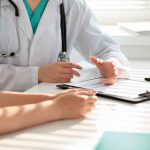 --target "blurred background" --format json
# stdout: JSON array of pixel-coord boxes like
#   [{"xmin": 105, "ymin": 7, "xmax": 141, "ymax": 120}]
[{"xmin": 70, "ymin": 0, "xmax": 150, "ymax": 69}]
